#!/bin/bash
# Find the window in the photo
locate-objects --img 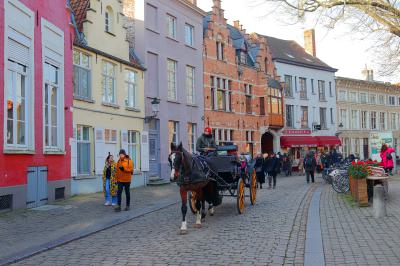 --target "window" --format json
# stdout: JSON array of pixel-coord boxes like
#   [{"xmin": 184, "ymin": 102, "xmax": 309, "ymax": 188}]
[
  {"xmin": 216, "ymin": 35, "xmax": 224, "ymax": 60},
  {"xmin": 128, "ymin": 131, "xmax": 139, "ymax": 170},
  {"xmin": 329, "ymin": 82, "xmax": 333, "ymax": 97},
  {"xmin": 214, "ymin": 128, "xmax": 233, "ymax": 145},
  {"xmin": 318, "ymin": 80, "xmax": 326, "ymax": 101},
  {"xmin": 370, "ymin": 111, "xmax": 377, "ymax": 129},
  {"xmin": 185, "ymin": 24, "xmax": 194, "ymax": 46},
  {"xmin": 351, "ymin": 110, "xmax": 359, "ymax": 129},
  {"xmin": 168, "ymin": 121, "xmax": 179, "ymax": 146},
  {"xmin": 245, "ymin": 84, "xmax": 252, "ymax": 114},
  {"xmin": 311, "ymin": 79, "xmax": 315, "ymax": 94},
  {"xmin": 301, "ymin": 106, "xmax": 308, "ymax": 128},
  {"xmin": 44, "ymin": 63, "xmax": 60, "ymax": 149},
  {"xmin": 186, "ymin": 66, "xmax": 195, "ymax": 104},
  {"xmin": 330, "ymin": 108, "xmax": 334, "ymax": 124},
  {"xmin": 77, "ymin": 125, "xmax": 91, "ymax": 175},
  {"xmin": 320, "ymin": 108, "xmax": 327, "ymax": 129},
  {"xmin": 391, "ymin": 113, "xmax": 397, "ymax": 130},
  {"xmin": 73, "ymin": 50, "xmax": 91, "ymax": 99},
  {"xmin": 378, "ymin": 95, "xmax": 385, "ymax": 105},
  {"xmin": 388, "ymin": 96, "xmax": 396, "ymax": 106},
  {"xmin": 360, "ymin": 93, "xmax": 367, "ymax": 104},
  {"xmin": 104, "ymin": 129, "xmax": 117, "ymax": 143},
  {"xmin": 166, "ymin": 14, "xmax": 177, "ymax": 39},
  {"xmin": 105, "ymin": 6, "xmax": 113, "ymax": 33},
  {"xmin": 380, "ymin": 112, "xmax": 386, "ymax": 130},
  {"xmin": 101, "ymin": 61, "xmax": 115, "ymax": 103},
  {"xmin": 269, "ymin": 88, "xmax": 282, "ymax": 114},
  {"xmin": 339, "ymin": 109, "xmax": 347, "ymax": 129},
  {"xmin": 187, "ymin": 123, "xmax": 197, "ymax": 153},
  {"xmin": 299, "ymin": 77, "xmax": 307, "ymax": 99},
  {"xmin": 211, "ymin": 77, "xmax": 231, "ymax": 111},
  {"xmin": 339, "ymin": 90, "xmax": 347, "ymax": 101},
  {"xmin": 284, "ymin": 75, "xmax": 293, "ymax": 97},
  {"xmin": 125, "ymin": 70, "xmax": 137, "ymax": 108},
  {"xmin": 239, "ymin": 51, "xmax": 247, "ymax": 64},
  {"xmin": 167, "ymin": 59, "xmax": 177, "ymax": 100},
  {"xmin": 349, "ymin": 92, "xmax": 357, "ymax": 102},
  {"xmin": 259, "ymin": 97, "xmax": 265, "ymax": 115},
  {"xmin": 210, "ymin": 76, "xmax": 215, "ymax": 110},
  {"xmin": 286, "ymin": 105, "xmax": 294, "ymax": 127},
  {"xmin": 369, "ymin": 94, "xmax": 376, "ymax": 104},
  {"xmin": 146, "ymin": 4, "xmax": 158, "ymax": 31},
  {"xmin": 361, "ymin": 111, "xmax": 367, "ymax": 129}
]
